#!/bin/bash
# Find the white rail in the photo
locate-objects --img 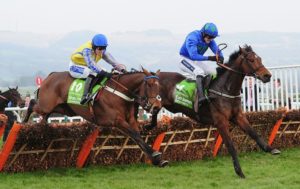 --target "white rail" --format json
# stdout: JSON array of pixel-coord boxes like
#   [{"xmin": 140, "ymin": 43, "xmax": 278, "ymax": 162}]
[{"xmin": 3, "ymin": 65, "xmax": 300, "ymax": 122}]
